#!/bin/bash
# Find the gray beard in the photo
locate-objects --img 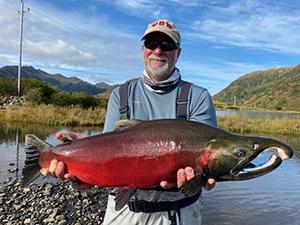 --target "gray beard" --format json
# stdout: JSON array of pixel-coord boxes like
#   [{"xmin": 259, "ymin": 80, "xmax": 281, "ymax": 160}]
[{"xmin": 144, "ymin": 58, "xmax": 171, "ymax": 80}]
